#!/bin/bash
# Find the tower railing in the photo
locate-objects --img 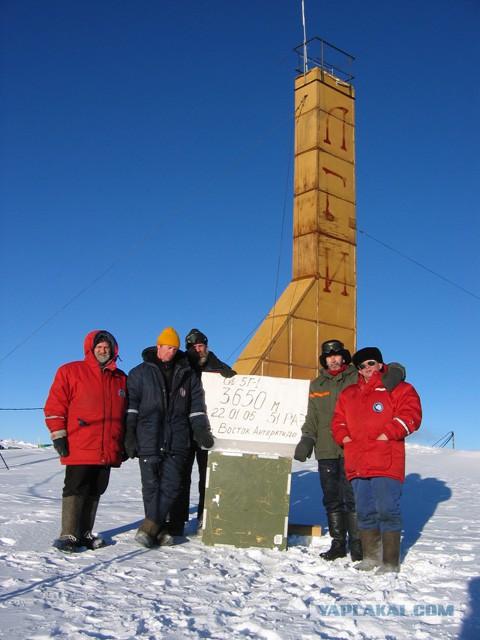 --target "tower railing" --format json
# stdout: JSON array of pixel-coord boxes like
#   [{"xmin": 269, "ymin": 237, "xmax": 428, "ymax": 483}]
[{"xmin": 294, "ymin": 37, "xmax": 355, "ymax": 84}]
